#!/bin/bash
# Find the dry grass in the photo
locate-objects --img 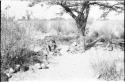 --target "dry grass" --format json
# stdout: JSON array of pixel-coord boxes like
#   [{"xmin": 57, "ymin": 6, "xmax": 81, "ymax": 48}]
[
  {"xmin": 1, "ymin": 17, "xmax": 75, "ymax": 81},
  {"xmin": 17, "ymin": 18, "xmax": 78, "ymax": 40},
  {"xmin": 91, "ymin": 59, "xmax": 124, "ymax": 81},
  {"xmin": 1, "ymin": 16, "xmax": 47, "ymax": 81},
  {"xmin": 1, "ymin": 15, "xmax": 124, "ymax": 81},
  {"xmin": 86, "ymin": 20, "xmax": 124, "ymax": 51},
  {"xmin": 1, "ymin": 16, "xmax": 28, "ymax": 55},
  {"xmin": 89, "ymin": 47, "xmax": 124, "ymax": 81}
]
